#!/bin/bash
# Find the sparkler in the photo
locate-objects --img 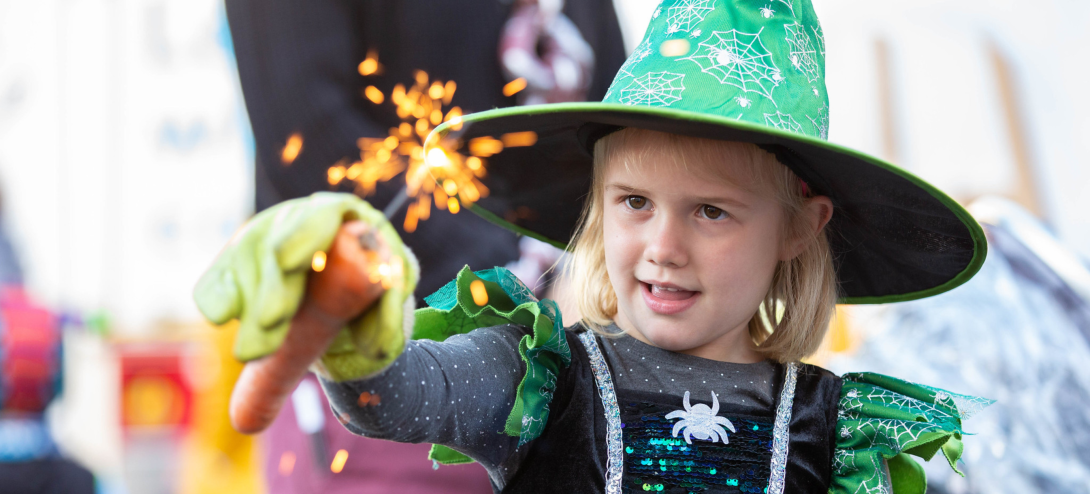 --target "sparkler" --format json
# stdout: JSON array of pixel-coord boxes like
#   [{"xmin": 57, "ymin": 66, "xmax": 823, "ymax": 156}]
[{"xmin": 329, "ymin": 62, "xmax": 538, "ymax": 233}]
